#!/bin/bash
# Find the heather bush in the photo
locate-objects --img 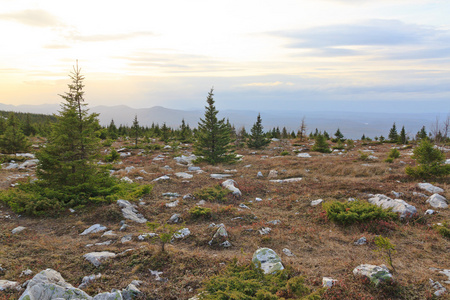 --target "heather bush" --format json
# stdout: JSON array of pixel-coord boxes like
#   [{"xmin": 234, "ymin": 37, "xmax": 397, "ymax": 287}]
[{"xmin": 189, "ymin": 206, "xmax": 212, "ymax": 219}]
